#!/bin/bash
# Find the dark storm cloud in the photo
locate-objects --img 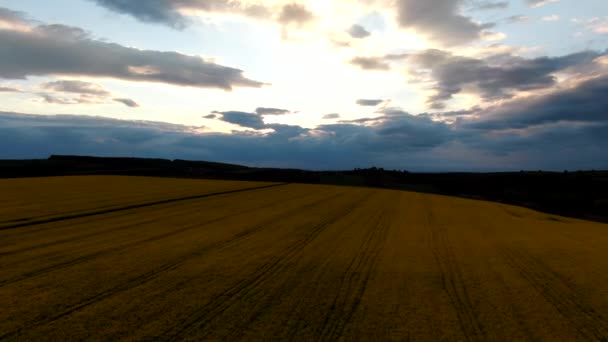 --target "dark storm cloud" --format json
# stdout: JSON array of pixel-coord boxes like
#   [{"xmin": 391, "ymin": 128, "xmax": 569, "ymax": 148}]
[
  {"xmin": 0, "ymin": 111, "xmax": 199, "ymax": 160},
  {"xmin": 41, "ymin": 80, "xmax": 111, "ymax": 97},
  {"xmin": 0, "ymin": 18, "xmax": 264, "ymax": 90},
  {"xmin": 203, "ymin": 114, "xmax": 217, "ymax": 119},
  {"xmin": 370, "ymin": 112, "xmax": 454, "ymax": 148},
  {"xmin": 90, "ymin": 0, "xmax": 272, "ymax": 28},
  {"xmin": 113, "ymin": 98, "xmax": 139, "ymax": 108},
  {"xmin": 407, "ymin": 49, "xmax": 605, "ymax": 108},
  {"xmin": 356, "ymin": 99, "xmax": 384, "ymax": 106},
  {"xmin": 465, "ymin": 75, "xmax": 608, "ymax": 130},
  {"xmin": 323, "ymin": 113, "xmax": 340, "ymax": 119},
  {"xmin": 214, "ymin": 110, "xmax": 267, "ymax": 129},
  {"xmin": 255, "ymin": 107, "xmax": 291, "ymax": 115},
  {"xmin": 350, "ymin": 57, "xmax": 391, "ymax": 70},
  {"xmin": 347, "ymin": 24, "xmax": 371, "ymax": 38},
  {"xmin": 396, "ymin": 0, "xmax": 494, "ymax": 46}
]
